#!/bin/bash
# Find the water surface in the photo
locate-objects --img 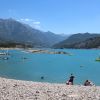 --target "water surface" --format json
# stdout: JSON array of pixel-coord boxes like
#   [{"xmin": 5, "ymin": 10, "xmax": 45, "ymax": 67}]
[{"xmin": 0, "ymin": 49, "xmax": 100, "ymax": 85}]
